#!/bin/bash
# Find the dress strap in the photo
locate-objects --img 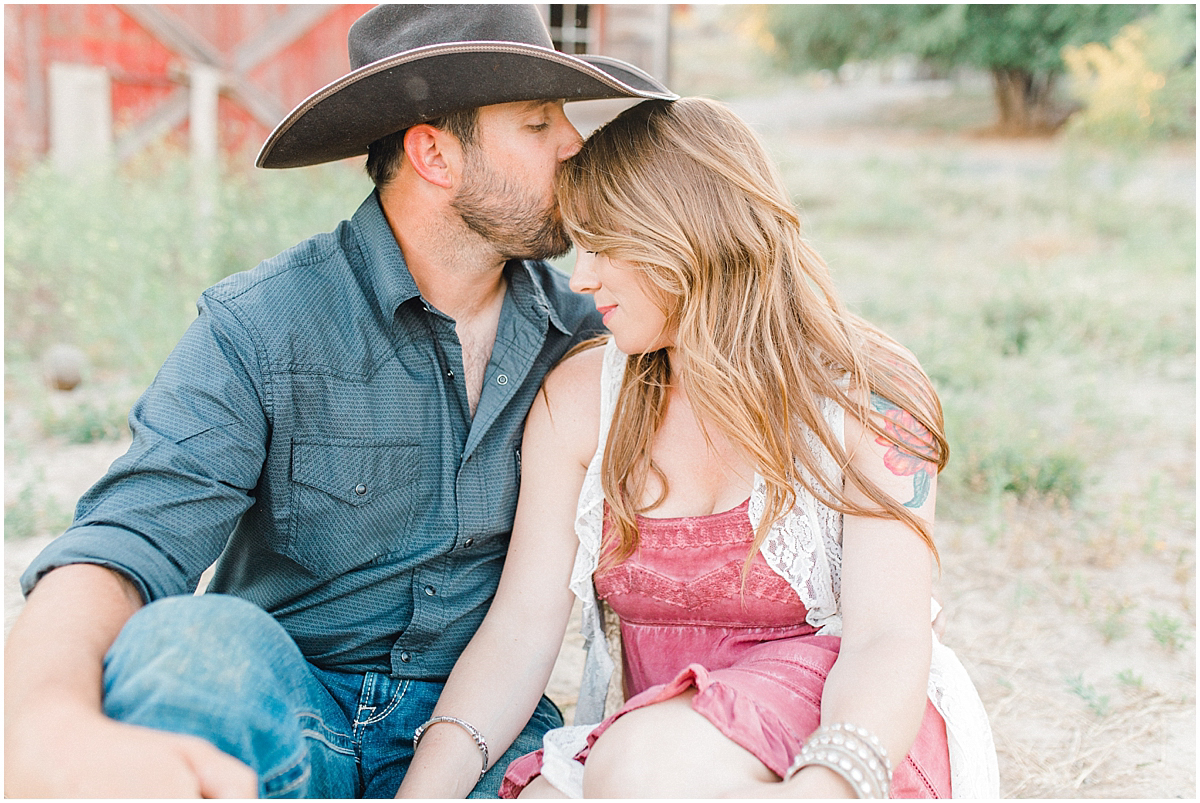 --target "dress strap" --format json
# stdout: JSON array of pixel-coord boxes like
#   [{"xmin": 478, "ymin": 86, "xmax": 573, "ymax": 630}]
[
  {"xmin": 596, "ymin": 339, "xmax": 625, "ymax": 451},
  {"xmin": 568, "ymin": 338, "xmax": 625, "ymax": 724}
]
